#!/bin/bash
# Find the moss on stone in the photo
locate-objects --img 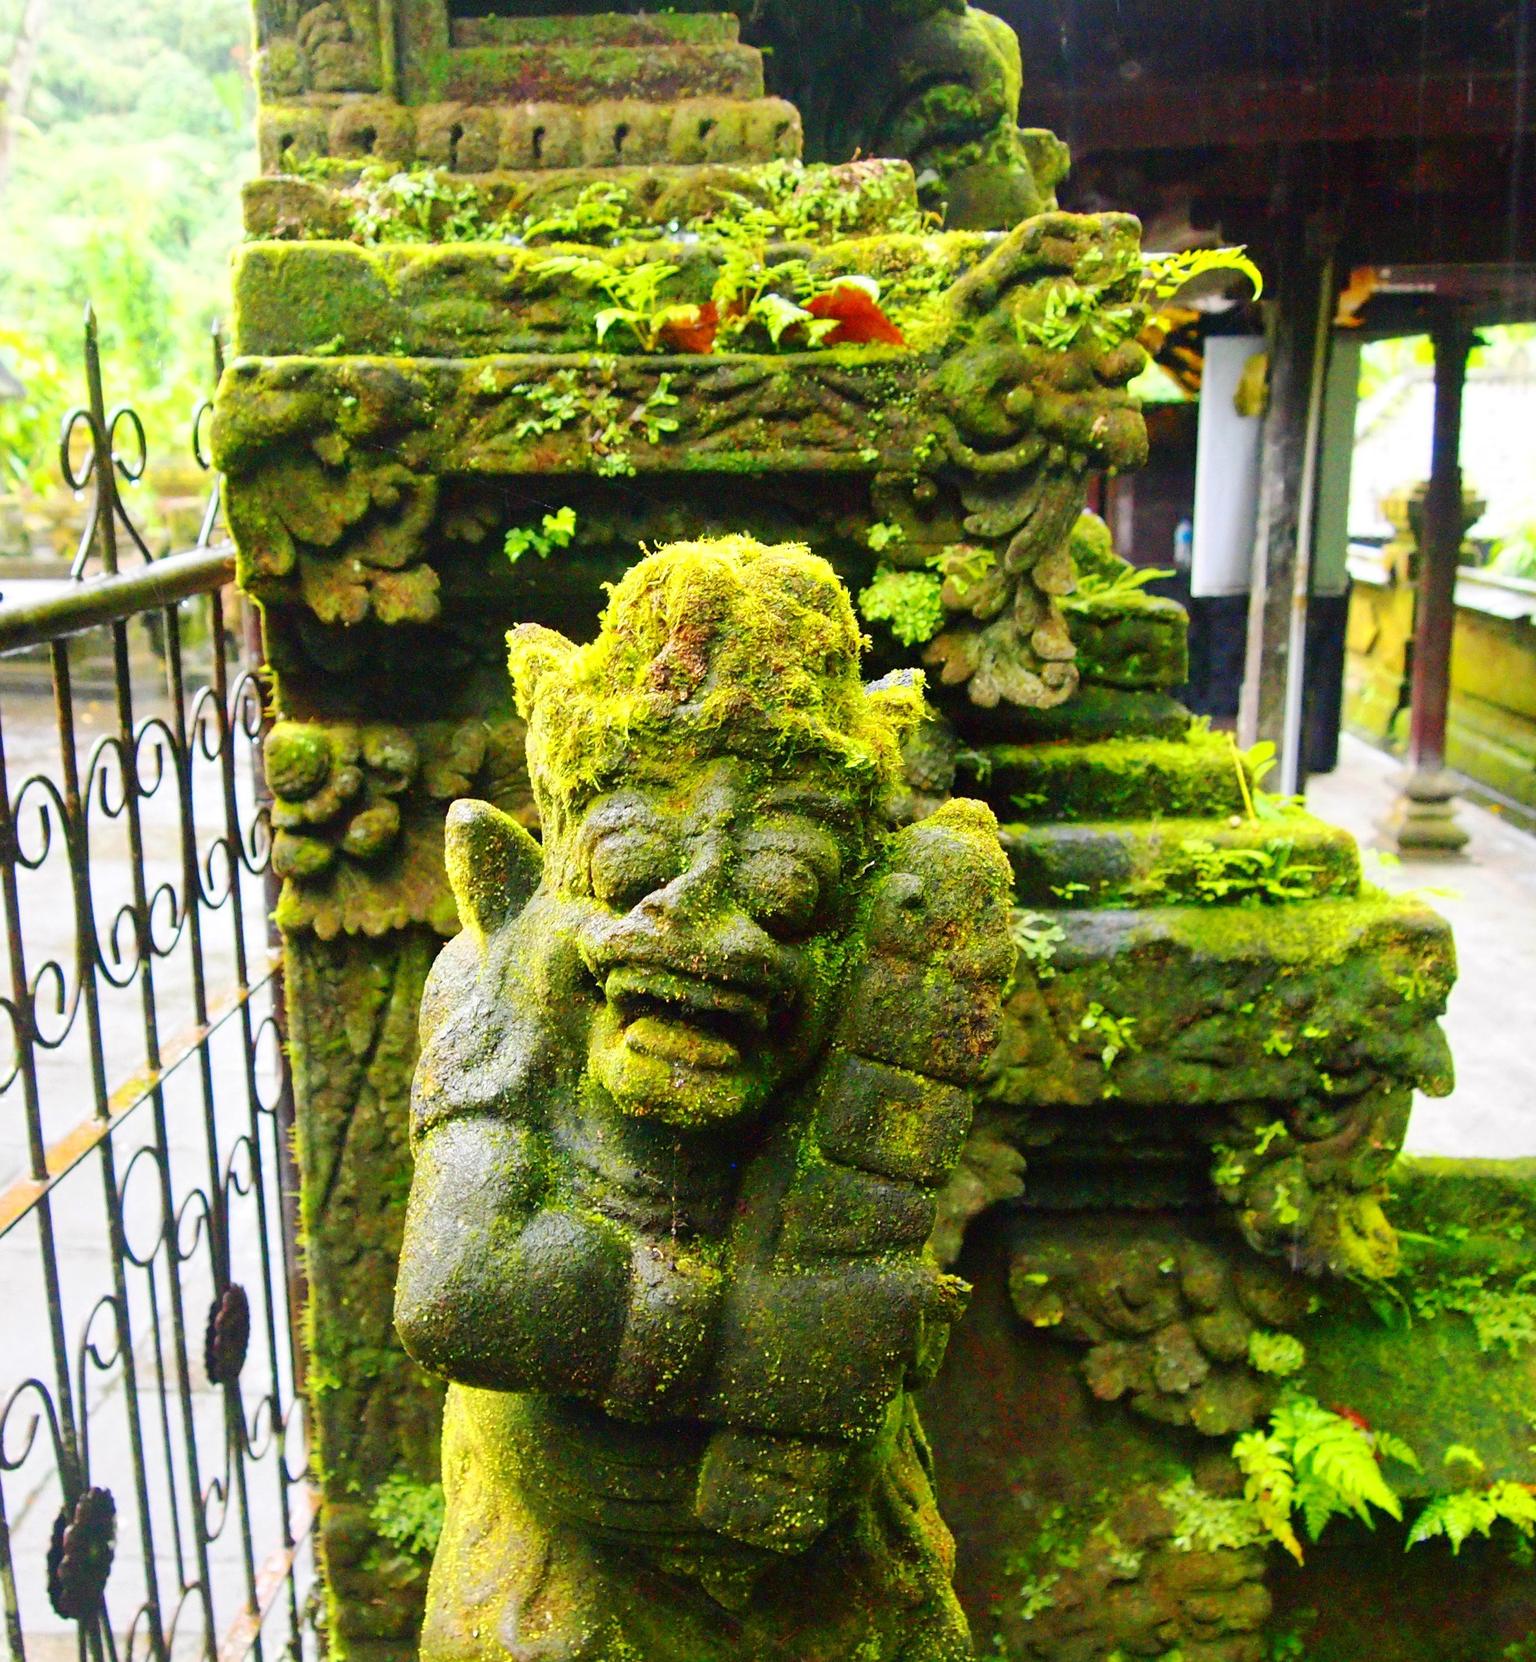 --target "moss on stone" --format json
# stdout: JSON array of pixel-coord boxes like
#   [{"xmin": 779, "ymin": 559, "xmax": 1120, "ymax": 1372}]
[
  {"xmin": 983, "ymin": 729, "xmax": 1251, "ymax": 823},
  {"xmin": 510, "ymin": 534, "xmax": 926, "ymax": 821}
]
